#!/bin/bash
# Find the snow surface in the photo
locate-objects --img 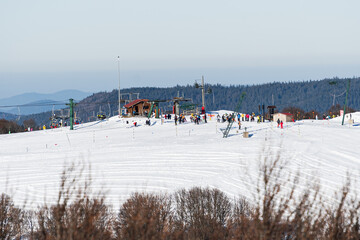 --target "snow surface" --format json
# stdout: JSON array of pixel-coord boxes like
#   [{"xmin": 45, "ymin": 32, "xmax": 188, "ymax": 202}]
[{"xmin": 1, "ymin": 111, "xmax": 360, "ymax": 209}]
